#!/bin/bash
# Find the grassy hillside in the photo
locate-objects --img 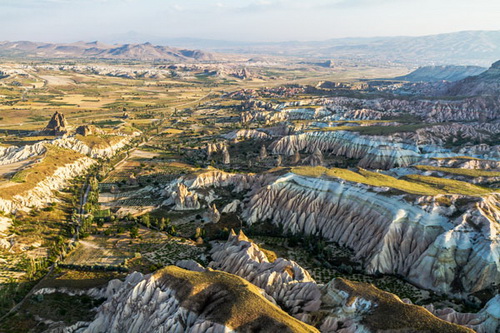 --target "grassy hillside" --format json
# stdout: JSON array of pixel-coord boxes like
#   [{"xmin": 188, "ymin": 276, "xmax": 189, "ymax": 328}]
[
  {"xmin": 292, "ymin": 166, "xmax": 496, "ymax": 196},
  {"xmin": 158, "ymin": 266, "xmax": 319, "ymax": 333}
]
